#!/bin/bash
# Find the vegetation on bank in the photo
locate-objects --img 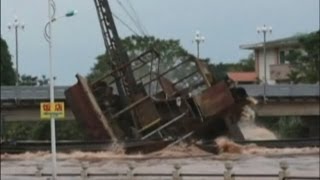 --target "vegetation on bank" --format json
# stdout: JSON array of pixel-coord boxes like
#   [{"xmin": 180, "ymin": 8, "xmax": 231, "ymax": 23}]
[
  {"xmin": 256, "ymin": 116, "xmax": 310, "ymax": 138},
  {"xmin": 1, "ymin": 117, "xmax": 313, "ymax": 141},
  {"xmin": 1, "ymin": 121, "xmax": 87, "ymax": 141}
]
